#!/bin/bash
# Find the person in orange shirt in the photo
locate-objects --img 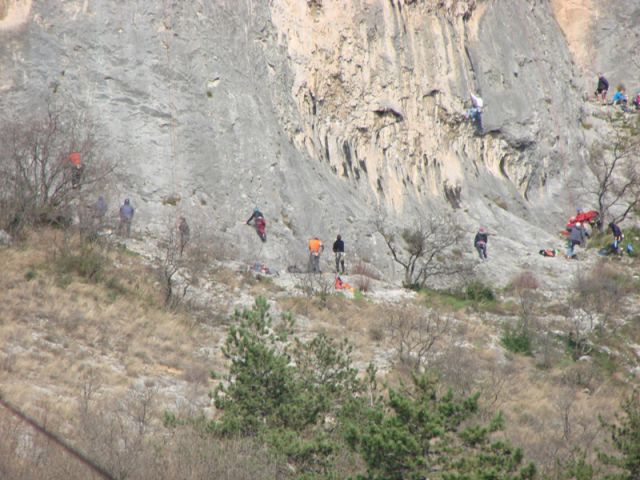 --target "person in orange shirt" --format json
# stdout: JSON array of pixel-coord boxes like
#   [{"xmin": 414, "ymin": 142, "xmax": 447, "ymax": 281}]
[
  {"xmin": 308, "ymin": 236, "xmax": 324, "ymax": 273},
  {"xmin": 68, "ymin": 151, "xmax": 84, "ymax": 189}
]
